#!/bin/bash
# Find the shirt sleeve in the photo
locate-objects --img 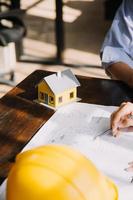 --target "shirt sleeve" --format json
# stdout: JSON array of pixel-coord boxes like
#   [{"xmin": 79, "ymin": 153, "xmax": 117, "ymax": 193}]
[{"xmin": 101, "ymin": 0, "xmax": 133, "ymax": 70}]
